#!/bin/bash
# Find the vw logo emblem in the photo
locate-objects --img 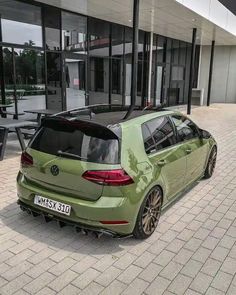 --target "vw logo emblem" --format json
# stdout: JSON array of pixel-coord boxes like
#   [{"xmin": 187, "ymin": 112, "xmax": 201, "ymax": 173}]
[{"xmin": 50, "ymin": 165, "xmax": 59, "ymax": 176}]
